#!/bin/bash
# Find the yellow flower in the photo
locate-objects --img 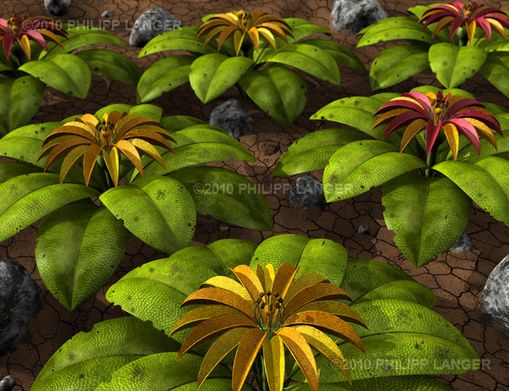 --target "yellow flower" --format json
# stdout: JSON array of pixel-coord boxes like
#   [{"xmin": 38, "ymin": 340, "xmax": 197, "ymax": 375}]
[{"xmin": 171, "ymin": 263, "xmax": 366, "ymax": 391}]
